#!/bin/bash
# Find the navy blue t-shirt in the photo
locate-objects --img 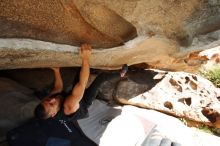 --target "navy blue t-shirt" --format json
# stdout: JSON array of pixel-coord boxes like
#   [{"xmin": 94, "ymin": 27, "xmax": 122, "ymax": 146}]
[{"xmin": 52, "ymin": 93, "xmax": 89, "ymax": 121}]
